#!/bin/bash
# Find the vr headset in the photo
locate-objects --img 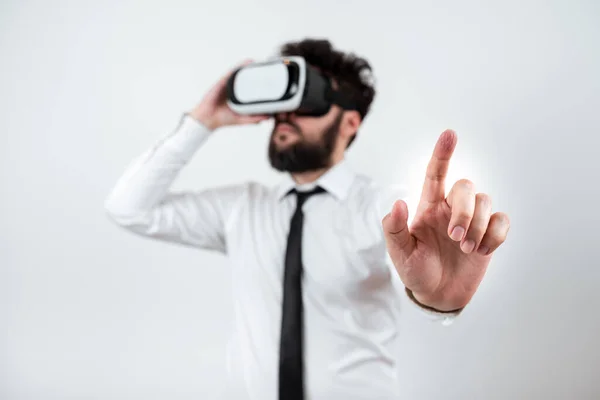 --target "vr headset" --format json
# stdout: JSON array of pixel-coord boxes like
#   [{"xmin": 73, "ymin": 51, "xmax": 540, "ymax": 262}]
[{"xmin": 226, "ymin": 56, "xmax": 359, "ymax": 117}]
